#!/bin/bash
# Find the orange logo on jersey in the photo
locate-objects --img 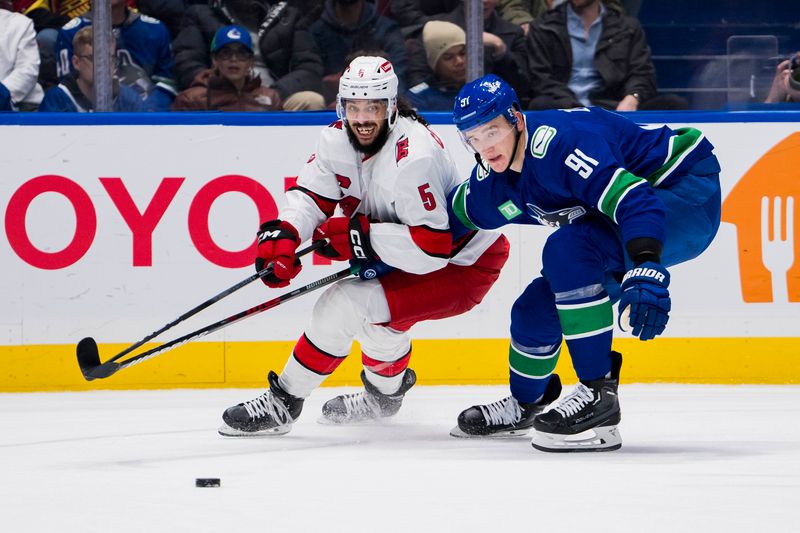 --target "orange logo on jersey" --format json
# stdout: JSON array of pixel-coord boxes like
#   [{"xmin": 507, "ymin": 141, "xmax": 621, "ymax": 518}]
[{"xmin": 722, "ymin": 133, "xmax": 799, "ymax": 302}]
